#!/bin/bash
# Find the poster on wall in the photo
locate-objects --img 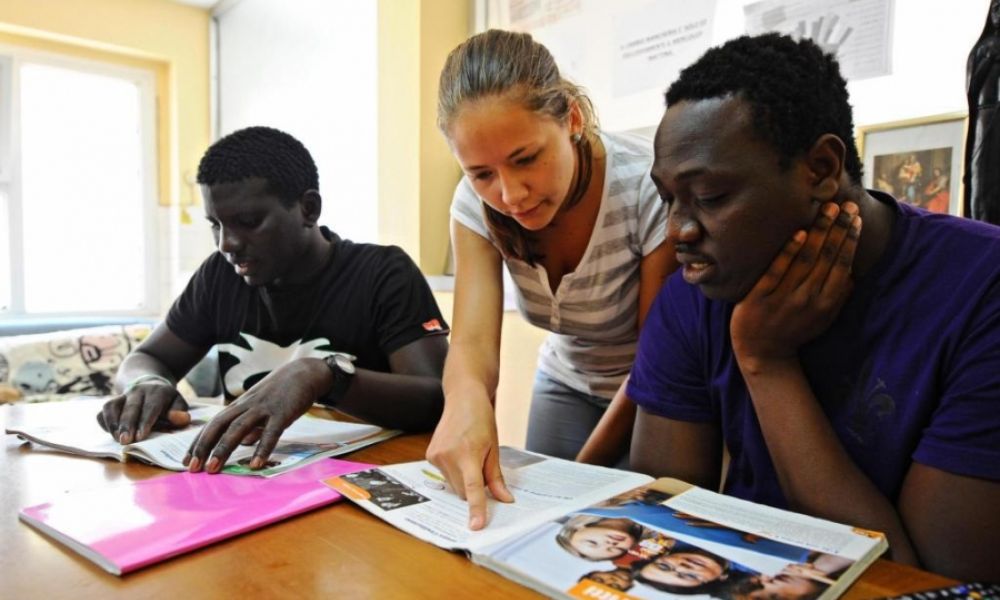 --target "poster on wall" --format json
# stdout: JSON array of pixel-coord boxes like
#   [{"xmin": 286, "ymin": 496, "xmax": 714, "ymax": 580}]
[
  {"xmin": 613, "ymin": 1, "xmax": 716, "ymax": 98},
  {"xmin": 484, "ymin": 0, "xmax": 719, "ymax": 132},
  {"xmin": 743, "ymin": 0, "xmax": 893, "ymax": 81},
  {"xmin": 506, "ymin": 0, "xmax": 583, "ymax": 31}
]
